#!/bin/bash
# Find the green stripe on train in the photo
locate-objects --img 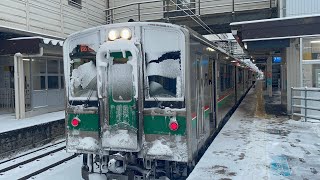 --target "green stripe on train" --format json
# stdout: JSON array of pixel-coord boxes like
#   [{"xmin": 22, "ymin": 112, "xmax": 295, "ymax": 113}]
[
  {"xmin": 144, "ymin": 115, "xmax": 186, "ymax": 135},
  {"xmin": 217, "ymin": 93, "xmax": 235, "ymax": 108},
  {"xmin": 68, "ymin": 114, "xmax": 99, "ymax": 131},
  {"xmin": 191, "ymin": 109, "xmax": 210, "ymax": 128}
]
